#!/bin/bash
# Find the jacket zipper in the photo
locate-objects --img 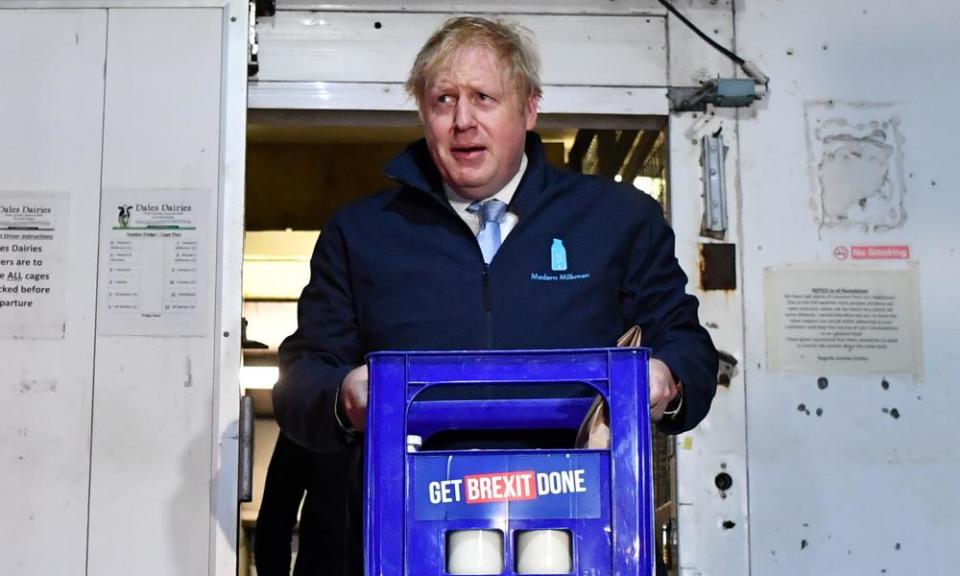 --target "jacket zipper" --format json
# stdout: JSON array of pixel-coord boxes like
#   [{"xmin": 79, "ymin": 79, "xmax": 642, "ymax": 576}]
[{"xmin": 399, "ymin": 184, "xmax": 496, "ymax": 348}]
